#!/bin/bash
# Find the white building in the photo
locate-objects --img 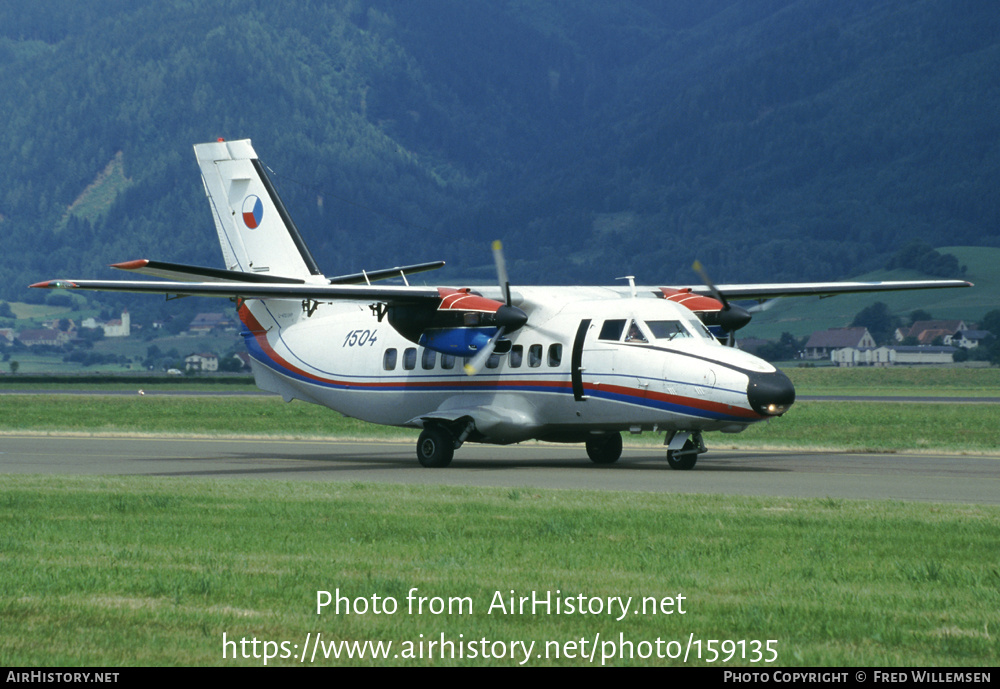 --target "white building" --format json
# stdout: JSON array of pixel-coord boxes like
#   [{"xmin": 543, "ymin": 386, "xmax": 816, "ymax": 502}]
[
  {"xmin": 832, "ymin": 345, "xmax": 956, "ymax": 366},
  {"xmin": 102, "ymin": 310, "xmax": 130, "ymax": 338},
  {"xmin": 185, "ymin": 352, "xmax": 219, "ymax": 372},
  {"xmin": 82, "ymin": 311, "xmax": 131, "ymax": 337}
]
